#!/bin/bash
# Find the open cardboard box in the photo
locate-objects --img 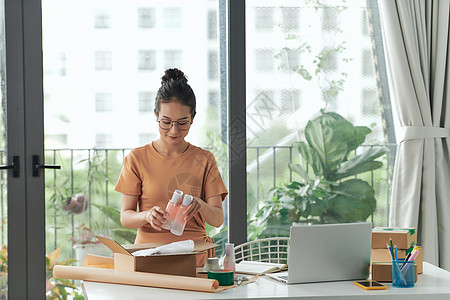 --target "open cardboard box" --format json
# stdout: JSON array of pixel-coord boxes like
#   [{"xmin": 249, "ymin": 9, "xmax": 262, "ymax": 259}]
[{"xmin": 96, "ymin": 236, "xmax": 217, "ymax": 277}]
